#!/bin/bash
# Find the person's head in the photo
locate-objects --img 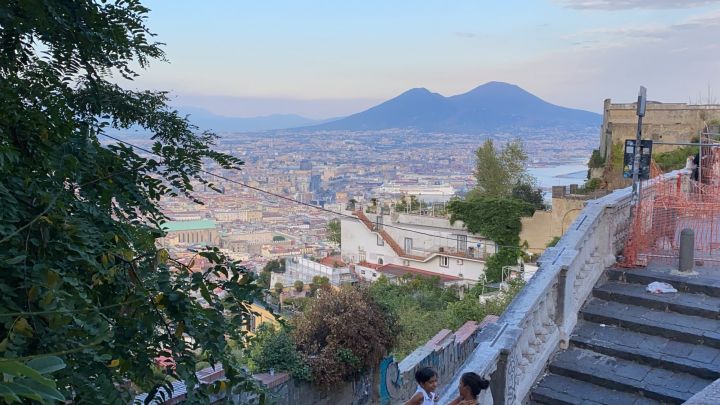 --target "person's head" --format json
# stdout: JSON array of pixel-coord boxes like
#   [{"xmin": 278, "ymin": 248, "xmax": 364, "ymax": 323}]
[
  {"xmin": 459, "ymin": 372, "xmax": 490, "ymax": 399},
  {"xmin": 415, "ymin": 367, "xmax": 438, "ymax": 393}
]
